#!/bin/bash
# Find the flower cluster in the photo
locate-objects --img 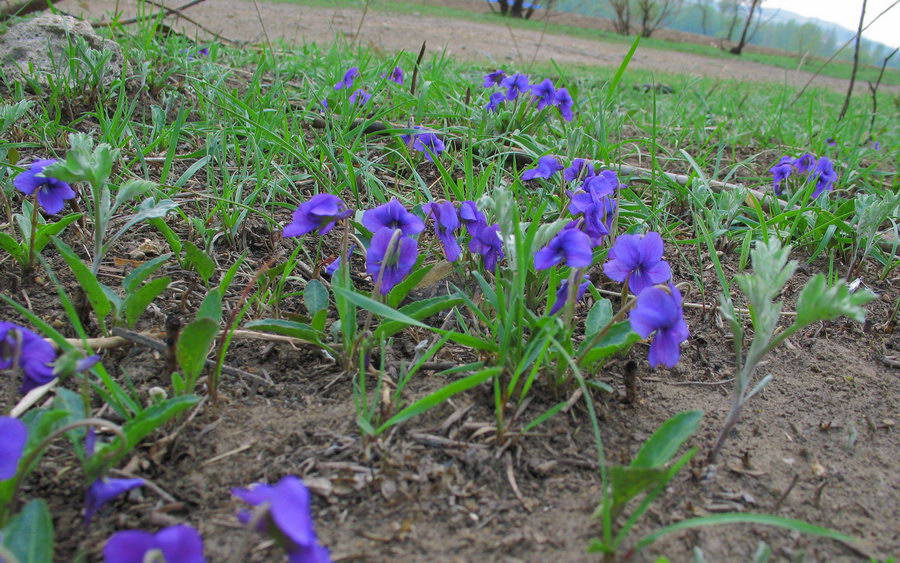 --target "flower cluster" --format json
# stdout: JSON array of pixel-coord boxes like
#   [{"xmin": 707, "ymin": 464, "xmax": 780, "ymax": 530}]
[
  {"xmin": 284, "ymin": 195, "xmax": 501, "ymax": 294},
  {"xmin": 769, "ymin": 153, "xmax": 837, "ymax": 198},
  {"xmin": 518, "ymin": 154, "xmax": 687, "ymax": 367},
  {"xmin": 482, "ymin": 69, "xmax": 574, "ymax": 121},
  {"xmin": 330, "ymin": 64, "xmax": 406, "ymax": 109},
  {"xmin": 605, "ymin": 233, "xmax": 687, "ymax": 368}
]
